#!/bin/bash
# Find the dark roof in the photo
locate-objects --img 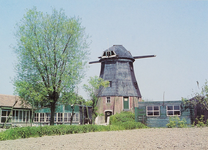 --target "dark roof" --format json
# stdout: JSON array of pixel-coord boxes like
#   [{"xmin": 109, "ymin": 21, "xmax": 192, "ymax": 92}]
[{"xmin": 102, "ymin": 45, "xmax": 134, "ymax": 60}]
